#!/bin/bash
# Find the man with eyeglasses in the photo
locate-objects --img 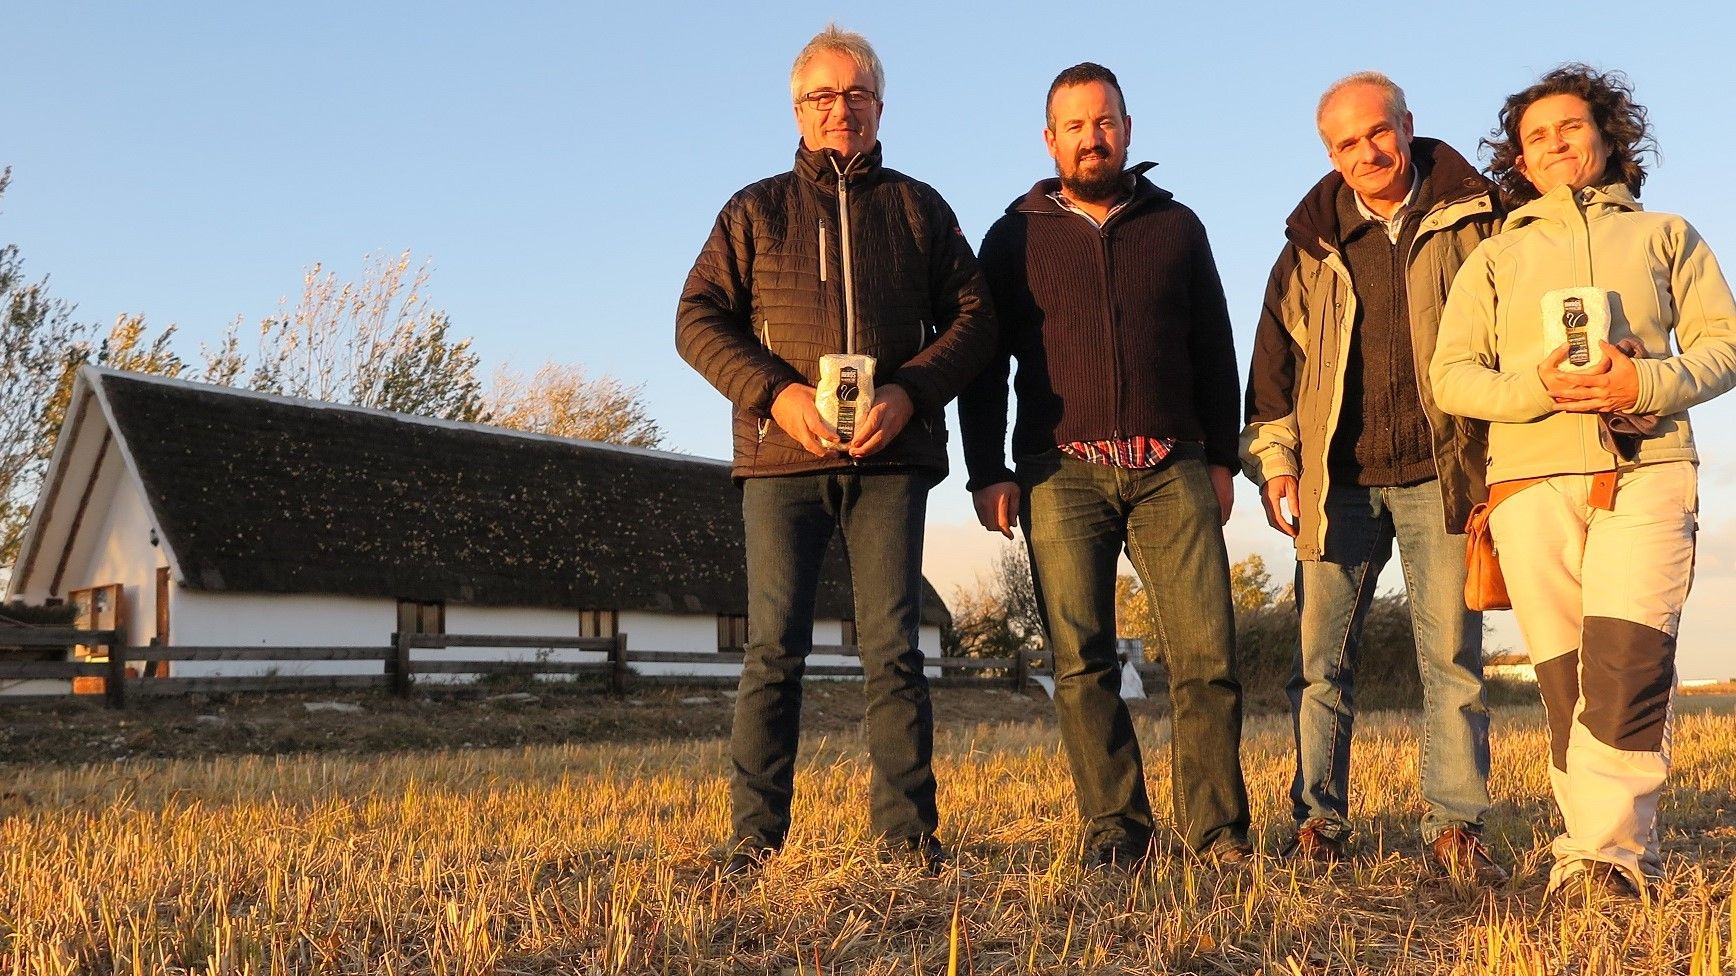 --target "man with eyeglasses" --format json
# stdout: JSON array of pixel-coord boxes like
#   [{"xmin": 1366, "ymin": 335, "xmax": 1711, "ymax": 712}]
[
  {"xmin": 959, "ymin": 62, "xmax": 1251, "ymax": 870},
  {"xmin": 677, "ymin": 24, "xmax": 996, "ymax": 879}
]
